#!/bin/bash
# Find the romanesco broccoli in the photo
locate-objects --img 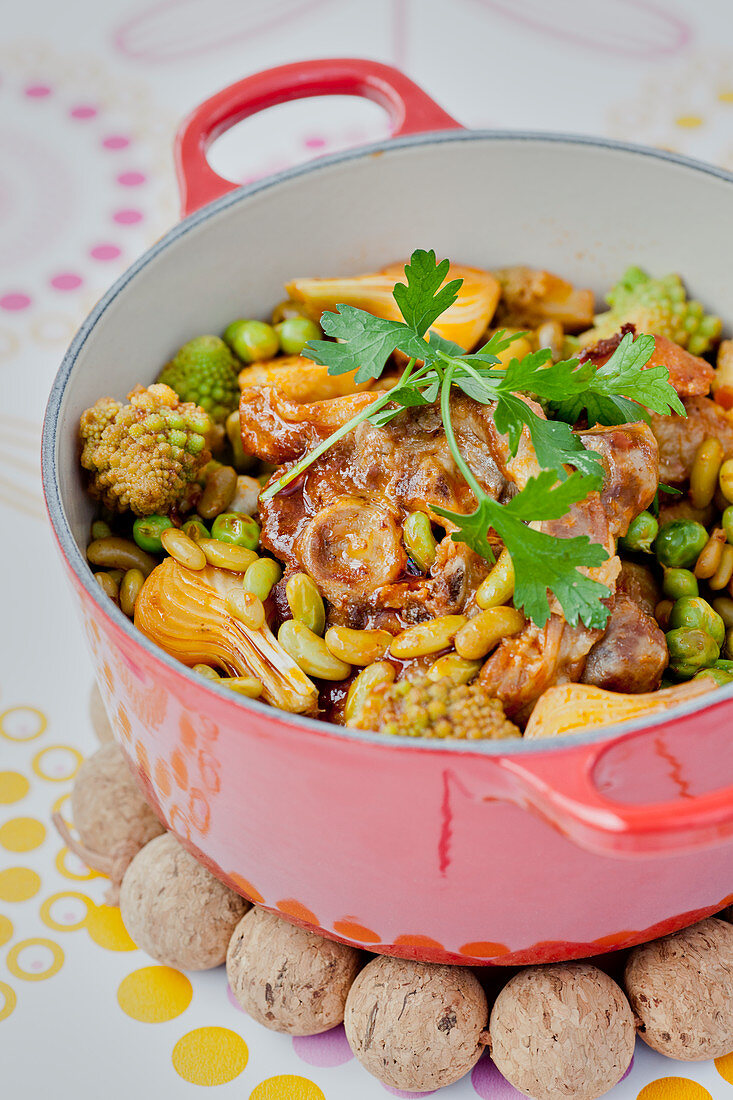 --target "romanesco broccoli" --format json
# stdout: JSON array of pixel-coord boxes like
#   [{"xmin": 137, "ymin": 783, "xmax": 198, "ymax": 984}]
[
  {"xmin": 580, "ymin": 266, "xmax": 721, "ymax": 355},
  {"xmin": 158, "ymin": 335, "xmax": 240, "ymax": 424},
  {"xmin": 357, "ymin": 674, "xmax": 520, "ymax": 740},
  {"xmin": 79, "ymin": 383, "xmax": 211, "ymax": 515}
]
